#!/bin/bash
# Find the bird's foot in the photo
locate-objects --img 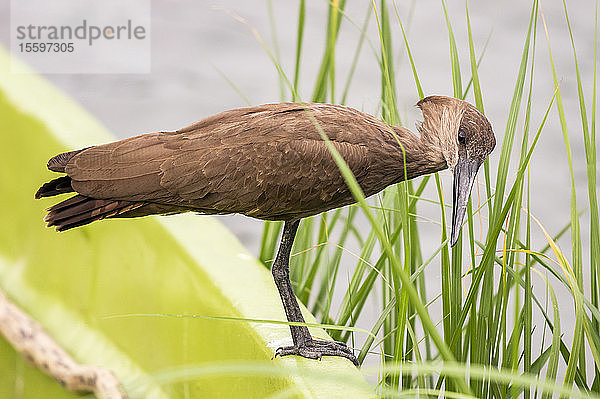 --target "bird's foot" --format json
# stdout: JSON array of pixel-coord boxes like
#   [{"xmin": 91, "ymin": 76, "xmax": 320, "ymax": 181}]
[{"xmin": 275, "ymin": 338, "xmax": 359, "ymax": 366}]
